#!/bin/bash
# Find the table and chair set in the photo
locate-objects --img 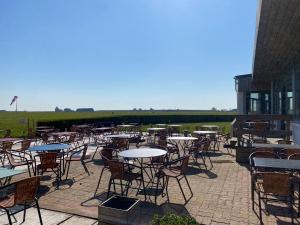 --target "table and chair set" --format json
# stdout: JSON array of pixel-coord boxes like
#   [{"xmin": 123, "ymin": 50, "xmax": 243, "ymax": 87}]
[
  {"xmin": 249, "ymin": 141, "xmax": 300, "ymax": 224},
  {"xmin": 0, "ymin": 123, "xmax": 230, "ymax": 224}
]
